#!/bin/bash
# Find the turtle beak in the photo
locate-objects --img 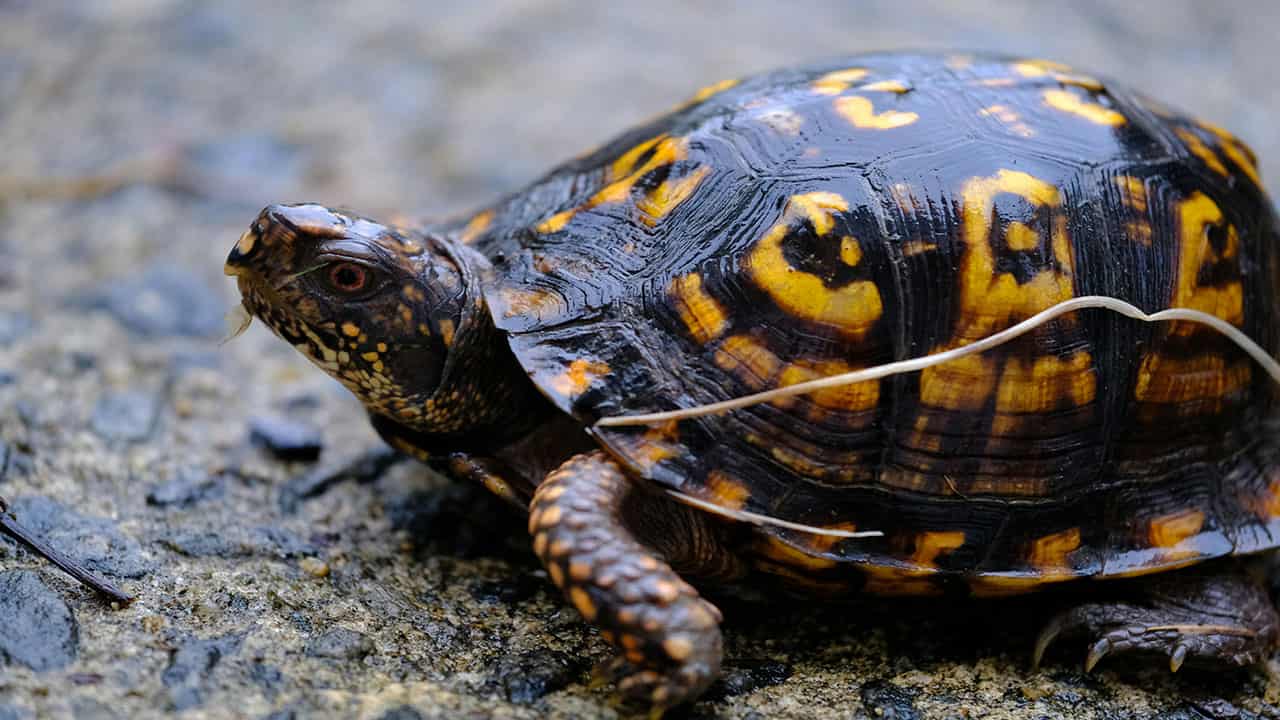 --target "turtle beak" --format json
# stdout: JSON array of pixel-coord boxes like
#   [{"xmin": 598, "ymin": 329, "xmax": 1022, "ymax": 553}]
[{"xmin": 224, "ymin": 228, "xmax": 258, "ymax": 277}]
